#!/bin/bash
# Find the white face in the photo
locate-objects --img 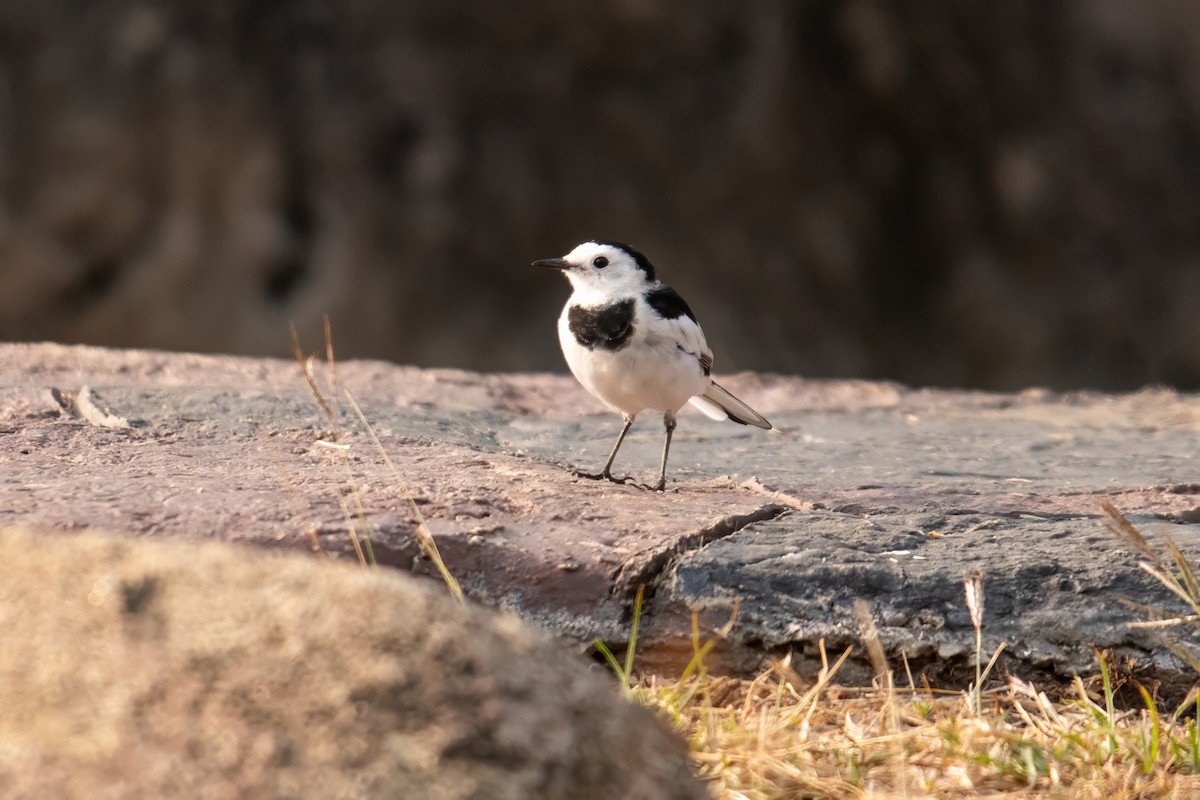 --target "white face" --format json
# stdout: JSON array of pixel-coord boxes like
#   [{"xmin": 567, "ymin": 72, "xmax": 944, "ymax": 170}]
[{"xmin": 556, "ymin": 242, "xmax": 653, "ymax": 299}]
